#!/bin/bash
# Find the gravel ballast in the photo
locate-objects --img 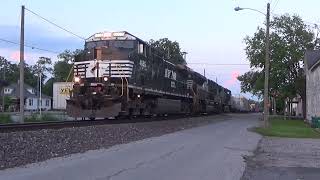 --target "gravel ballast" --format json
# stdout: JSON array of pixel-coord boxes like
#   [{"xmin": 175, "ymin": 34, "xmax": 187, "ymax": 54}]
[{"xmin": 0, "ymin": 114, "xmax": 230, "ymax": 170}]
